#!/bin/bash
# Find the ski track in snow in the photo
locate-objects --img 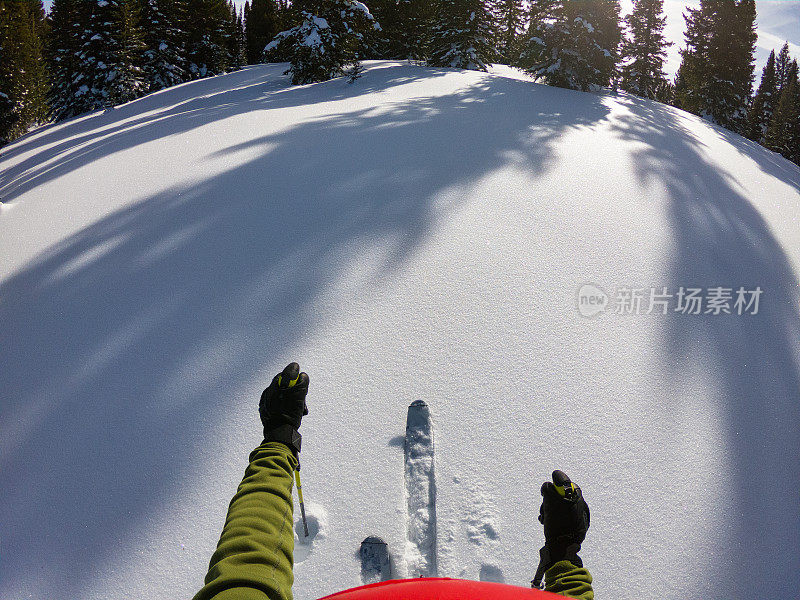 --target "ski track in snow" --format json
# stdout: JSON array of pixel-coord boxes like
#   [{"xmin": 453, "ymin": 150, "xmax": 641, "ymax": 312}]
[{"xmin": 404, "ymin": 400, "xmax": 438, "ymax": 578}]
